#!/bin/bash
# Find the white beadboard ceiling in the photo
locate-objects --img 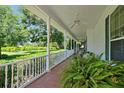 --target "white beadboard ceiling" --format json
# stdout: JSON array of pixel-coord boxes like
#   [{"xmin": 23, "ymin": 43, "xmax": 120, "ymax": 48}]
[{"xmin": 37, "ymin": 5, "xmax": 108, "ymax": 41}]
